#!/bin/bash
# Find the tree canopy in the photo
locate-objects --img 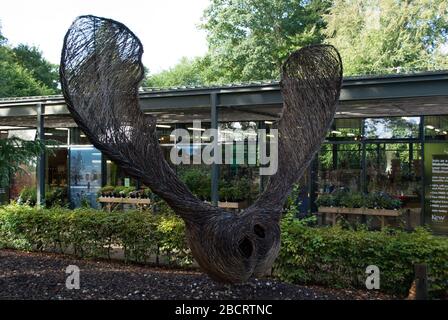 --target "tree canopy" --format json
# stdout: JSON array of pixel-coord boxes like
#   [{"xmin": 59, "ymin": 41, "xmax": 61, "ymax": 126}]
[
  {"xmin": 0, "ymin": 22, "xmax": 59, "ymax": 98},
  {"xmin": 12, "ymin": 44, "xmax": 59, "ymax": 92},
  {"xmin": 323, "ymin": 0, "xmax": 448, "ymax": 75},
  {"xmin": 199, "ymin": 0, "xmax": 331, "ymax": 83},
  {"xmin": 145, "ymin": 57, "xmax": 206, "ymax": 87},
  {"xmin": 145, "ymin": 0, "xmax": 448, "ymax": 87}
]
